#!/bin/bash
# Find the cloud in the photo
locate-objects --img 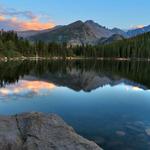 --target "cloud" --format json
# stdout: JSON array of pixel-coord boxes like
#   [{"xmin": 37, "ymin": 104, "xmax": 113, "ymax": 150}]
[
  {"xmin": 125, "ymin": 85, "xmax": 143, "ymax": 92},
  {"xmin": 0, "ymin": 8, "xmax": 37, "ymax": 20},
  {"xmin": 0, "ymin": 6, "xmax": 55, "ymax": 31},
  {"xmin": 0, "ymin": 16, "xmax": 55, "ymax": 31},
  {"xmin": 0, "ymin": 80, "xmax": 56, "ymax": 97},
  {"xmin": 130, "ymin": 25, "xmax": 144, "ymax": 30}
]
